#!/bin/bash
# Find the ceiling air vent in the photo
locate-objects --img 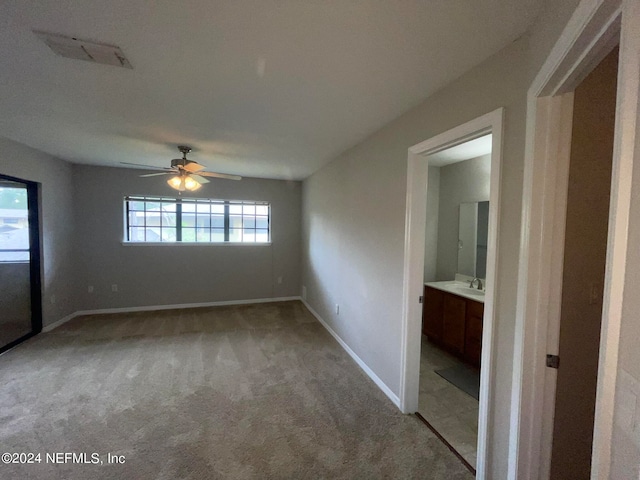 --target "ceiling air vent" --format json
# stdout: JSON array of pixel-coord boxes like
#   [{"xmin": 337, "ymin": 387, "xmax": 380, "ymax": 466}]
[{"xmin": 34, "ymin": 31, "xmax": 132, "ymax": 69}]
